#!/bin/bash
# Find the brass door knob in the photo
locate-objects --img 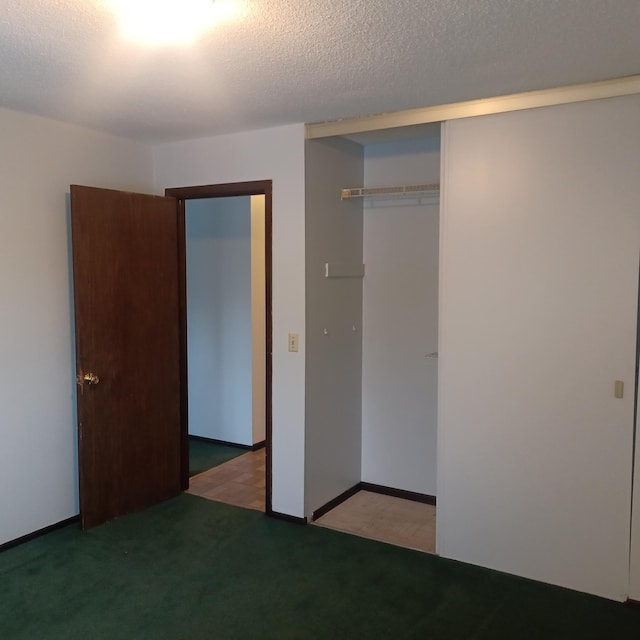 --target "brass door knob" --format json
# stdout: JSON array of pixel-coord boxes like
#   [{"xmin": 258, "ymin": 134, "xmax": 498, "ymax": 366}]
[{"xmin": 83, "ymin": 373, "xmax": 100, "ymax": 386}]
